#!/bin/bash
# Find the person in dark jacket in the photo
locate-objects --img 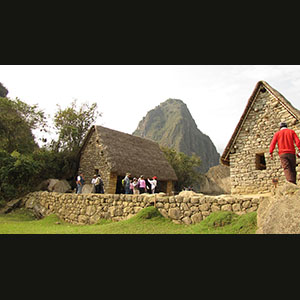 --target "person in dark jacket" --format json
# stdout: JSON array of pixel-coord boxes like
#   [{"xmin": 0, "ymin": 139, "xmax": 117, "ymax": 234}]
[
  {"xmin": 269, "ymin": 122, "xmax": 300, "ymax": 184},
  {"xmin": 95, "ymin": 174, "xmax": 104, "ymax": 194}
]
